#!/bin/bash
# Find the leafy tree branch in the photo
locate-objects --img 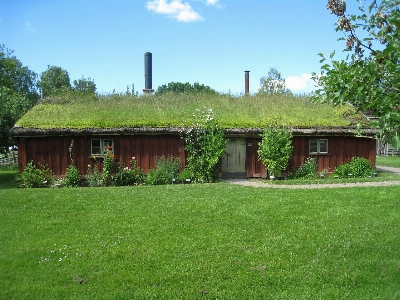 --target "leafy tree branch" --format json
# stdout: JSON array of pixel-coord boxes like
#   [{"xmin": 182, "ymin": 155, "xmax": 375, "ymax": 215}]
[{"xmin": 312, "ymin": 0, "xmax": 400, "ymax": 142}]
